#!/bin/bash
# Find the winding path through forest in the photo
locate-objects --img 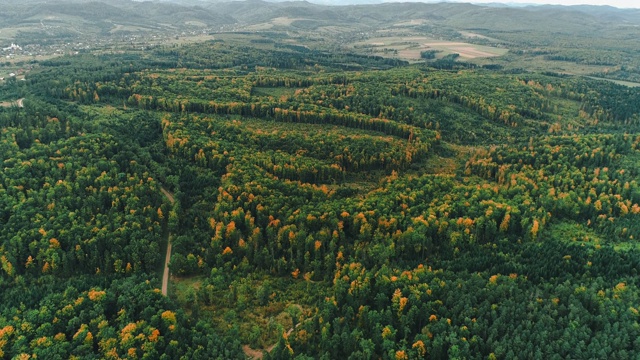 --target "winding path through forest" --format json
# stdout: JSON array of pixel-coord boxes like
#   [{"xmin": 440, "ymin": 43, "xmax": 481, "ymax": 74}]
[{"xmin": 160, "ymin": 187, "xmax": 175, "ymax": 296}]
